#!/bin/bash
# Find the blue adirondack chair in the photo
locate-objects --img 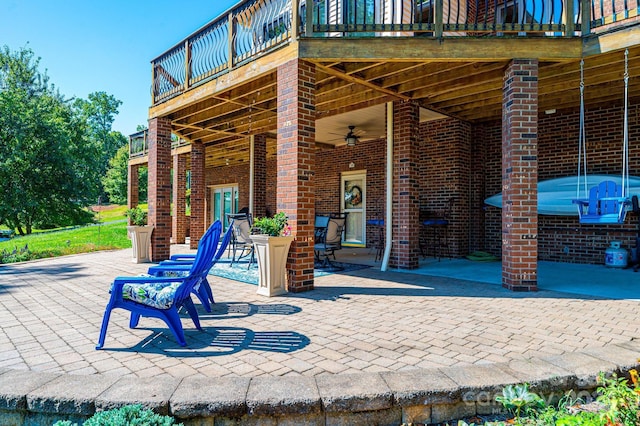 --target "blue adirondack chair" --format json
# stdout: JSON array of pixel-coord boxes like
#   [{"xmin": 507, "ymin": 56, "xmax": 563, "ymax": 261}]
[
  {"xmin": 146, "ymin": 223, "xmax": 233, "ymax": 312},
  {"xmin": 96, "ymin": 221, "xmax": 222, "ymax": 349},
  {"xmin": 573, "ymin": 180, "xmax": 630, "ymax": 224}
]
